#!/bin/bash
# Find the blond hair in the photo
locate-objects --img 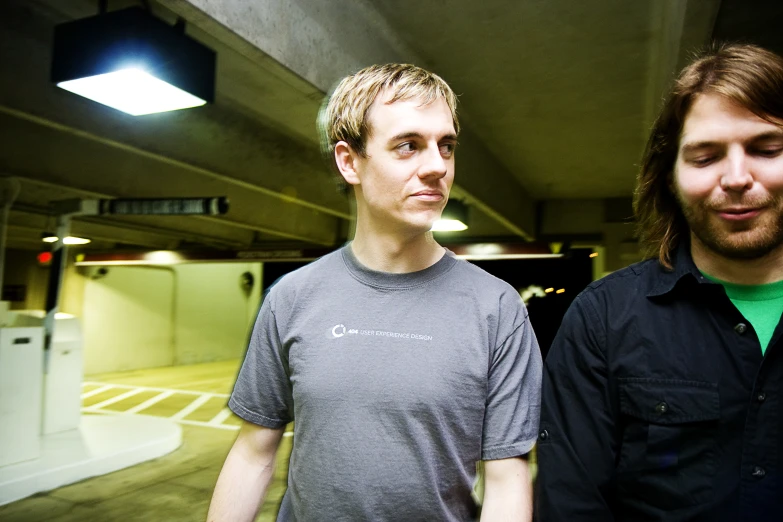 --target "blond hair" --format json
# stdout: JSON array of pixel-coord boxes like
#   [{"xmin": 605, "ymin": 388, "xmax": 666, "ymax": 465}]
[
  {"xmin": 321, "ymin": 63, "xmax": 459, "ymax": 161},
  {"xmin": 635, "ymin": 43, "xmax": 783, "ymax": 268}
]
